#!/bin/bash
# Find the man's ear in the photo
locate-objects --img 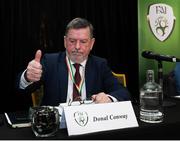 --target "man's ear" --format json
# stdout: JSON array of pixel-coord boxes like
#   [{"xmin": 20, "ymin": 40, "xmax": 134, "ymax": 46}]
[
  {"xmin": 64, "ymin": 36, "xmax": 67, "ymax": 49},
  {"xmin": 90, "ymin": 38, "xmax": 95, "ymax": 50}
]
